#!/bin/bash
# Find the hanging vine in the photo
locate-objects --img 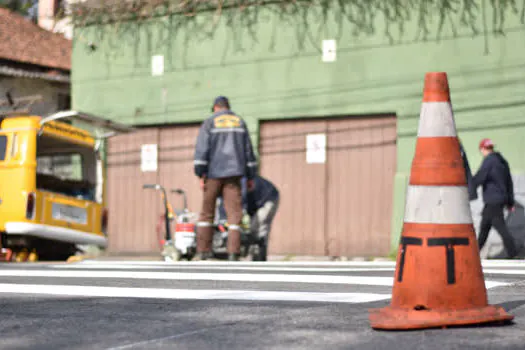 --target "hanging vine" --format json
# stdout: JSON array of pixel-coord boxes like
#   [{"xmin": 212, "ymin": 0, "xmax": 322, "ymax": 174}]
[{"xmin": 65, "ymin": 0, "xmax": 525, "ymax": 54}]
